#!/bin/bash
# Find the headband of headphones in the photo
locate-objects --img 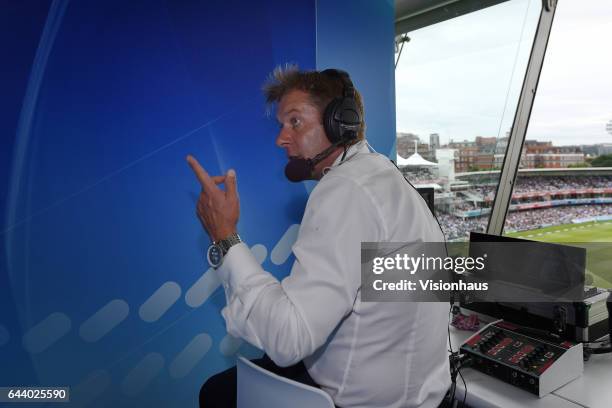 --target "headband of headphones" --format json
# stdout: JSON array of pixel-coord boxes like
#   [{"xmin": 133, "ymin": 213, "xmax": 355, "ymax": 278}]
[{"xmin": 320, "ymin": 69, "xmax": 362, "ymax": 145}]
